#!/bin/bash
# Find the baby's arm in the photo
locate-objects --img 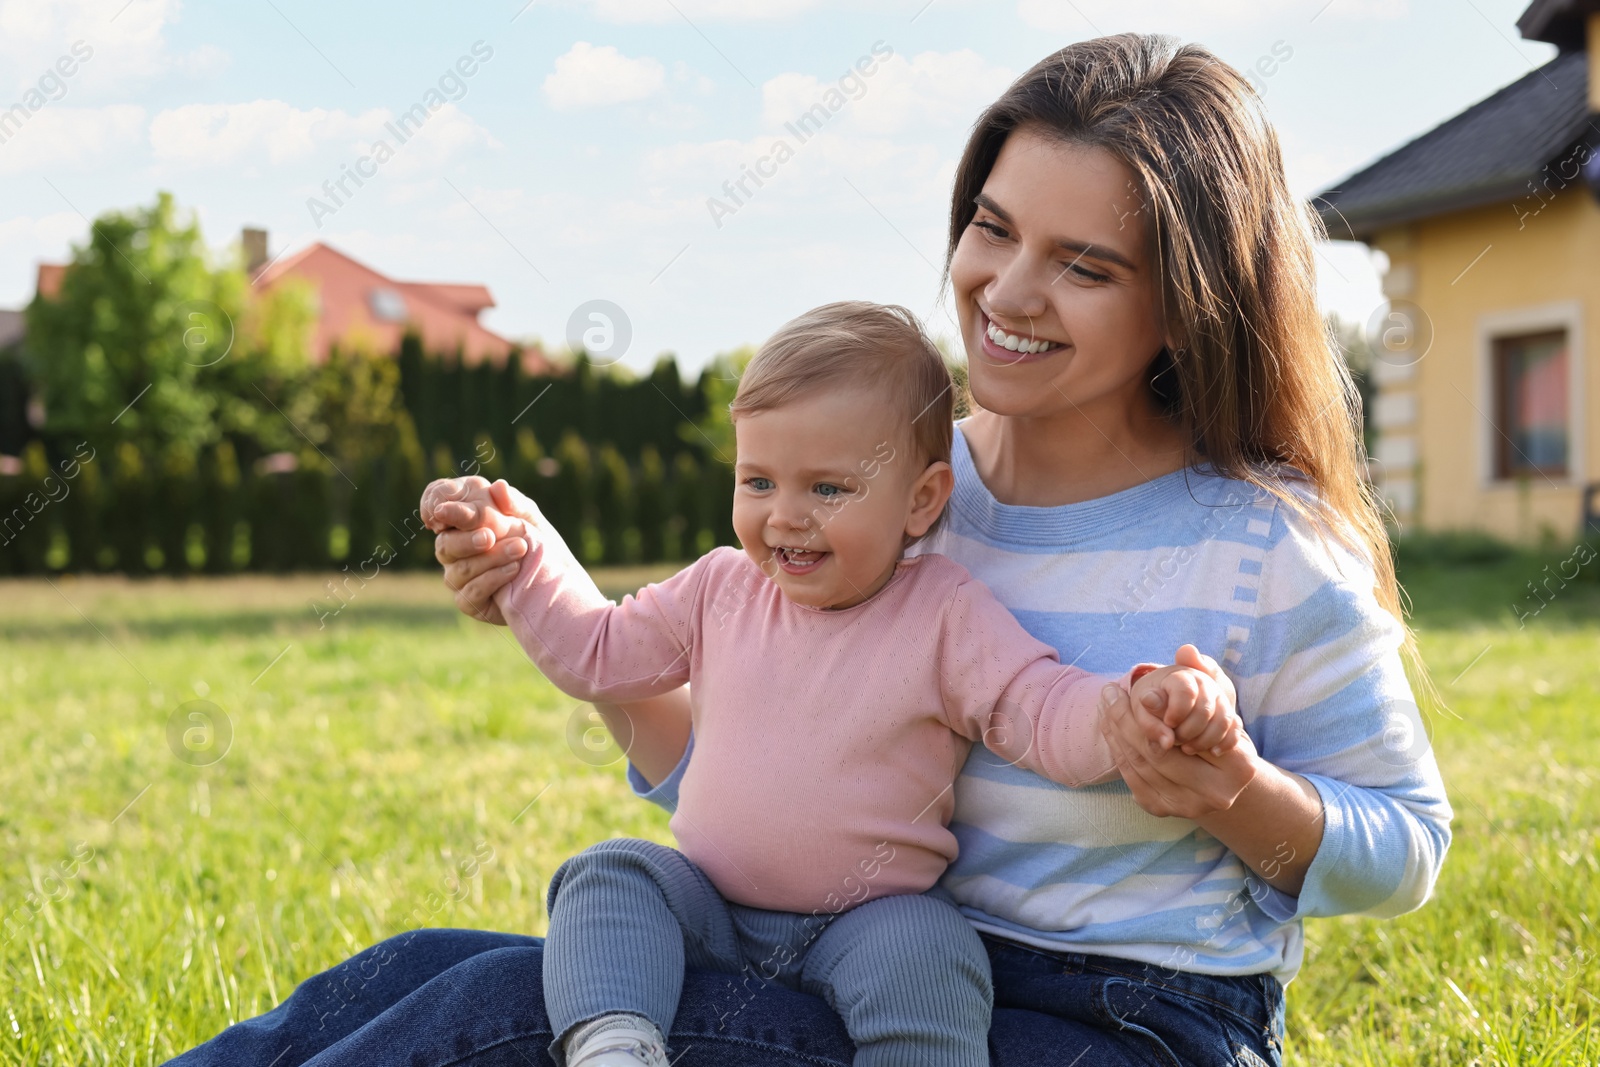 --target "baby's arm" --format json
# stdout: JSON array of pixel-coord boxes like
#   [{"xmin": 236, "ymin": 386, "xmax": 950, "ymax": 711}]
[
  {"xmin": 935, "ymin": 579, "xmax": 1122, "ymax": 787},
  {"xmin": 937, "ymin": 583, "xmax": 1244, "ymax": 786},
  {"xmin": 425, "ymin": 479, "xmax": 710, "ymax": 704}
]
